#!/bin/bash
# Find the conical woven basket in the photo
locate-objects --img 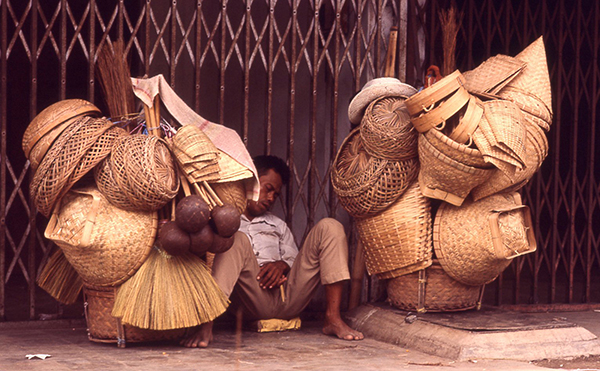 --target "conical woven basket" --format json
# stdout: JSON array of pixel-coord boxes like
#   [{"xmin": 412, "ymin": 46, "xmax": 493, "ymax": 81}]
[
  {"xmin": 359, "ymin": 96, "xmax": 417, "ymax": 161},
  {"xmin": 95, "ymin": 134, "xmax": 179, "ymax": 211},
  {"xmin": 386, "ymin": 260, "xmax": 484, "ymax": 313},
  {"xmin": 355, "ymin": 182, "xmax": 433, "ymax": 278},
  {"xmin": 44, "ymin": 185, "xmax": 157, "ymax": 287},
  {"xmin": 479, "ymin": 100, "xmax": 527, "ymax": 169},
  {"xmin": 471, "ymin": 122, "xmax": 548, "ymax": 201},
  {"xmin": 417, "ymin": 133, "xmax": 493, "ymax": 206},
  {"xmin": 433, "ymin": 192, "xmax": 537, "ymax": 286},
  {"xmin": 499, "ymin": 86, "xmax": 552, "ymax": 132},
  {"xmin": 331, "ymin": 128, "xmax": 419, "ymax": 218}
]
